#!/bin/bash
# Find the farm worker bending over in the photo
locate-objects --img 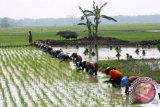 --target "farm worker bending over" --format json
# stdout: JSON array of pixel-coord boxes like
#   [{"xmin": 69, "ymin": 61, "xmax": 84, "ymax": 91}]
[
  {"xmin": 103, "ymin": 67, "xmax": 125, "ymax": 87},
  {"xmin": 76, "ymin": 61, "xmax": 98, "ymax": 76},
  {"xmin": 57, "ymin": 52, "xmax": 64, "ymax": 59},
  {"xmin": 60, "ymin": 54, "xmax": 70, "ymax": 63},
  {"xmin": 86, "ymin": 61, "xmax": 98, "ymax": 76},
  {"xmin": 125, "ymin": 76, "xmax": 139, "ymax": 94},
  {"xmin": 70, "ymin": 53, "xmax": 82, "ymax": 63},
  {"xmin": 76, "ymin": 61, "xmax": 87, "ymax": 71}
]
